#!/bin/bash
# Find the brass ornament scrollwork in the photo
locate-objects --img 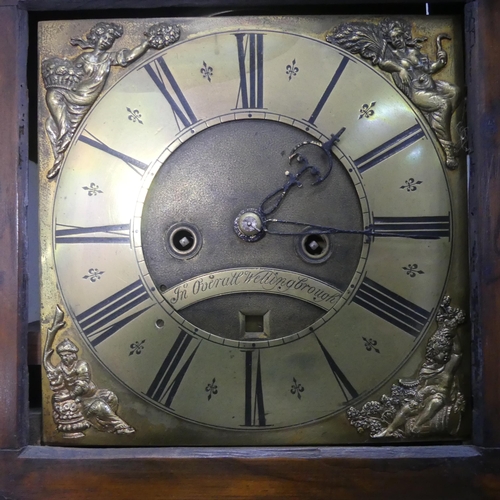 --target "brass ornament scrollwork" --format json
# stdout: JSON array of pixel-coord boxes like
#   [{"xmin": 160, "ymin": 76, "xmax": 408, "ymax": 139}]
[
  {"xmin": 347, "ymin": 296, "xmax": 466, "ymax": 439},
  {"xmin": 327, "ymin": 18, "xmax": 462, "ymax": 169},
  {"xmin": 42, "ymin": 22, "xmax": 181, "ymax": 179},
  {"xmin": 43, "ymin": 306, "xmax": 135, "ymax": 438}
]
